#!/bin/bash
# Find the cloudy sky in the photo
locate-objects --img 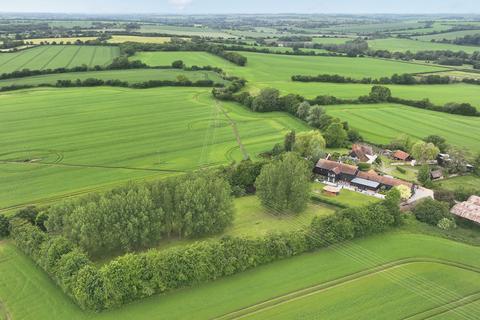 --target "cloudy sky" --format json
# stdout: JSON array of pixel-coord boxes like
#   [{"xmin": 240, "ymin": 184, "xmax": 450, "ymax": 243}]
[{"xmin": 1, "ymin": 0, "xmax": 480, "ymax": 14}]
